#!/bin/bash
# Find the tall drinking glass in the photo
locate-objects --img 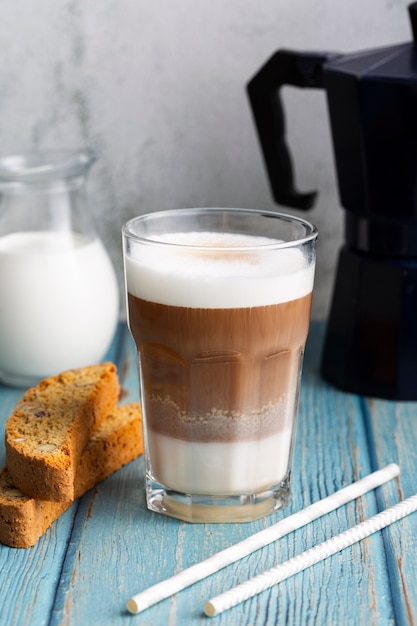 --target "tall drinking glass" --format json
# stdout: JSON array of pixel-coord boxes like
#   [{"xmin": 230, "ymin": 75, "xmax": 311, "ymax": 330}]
[{"xmin": 123, "ymin": 208, "xmax": 317, "ymax": 522}]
